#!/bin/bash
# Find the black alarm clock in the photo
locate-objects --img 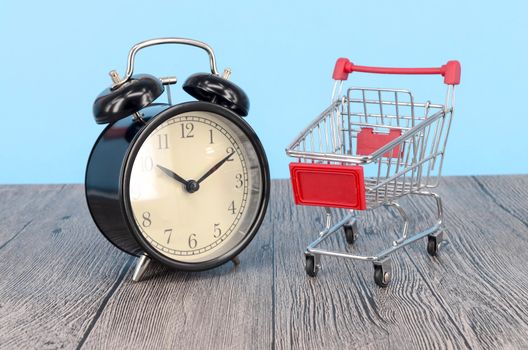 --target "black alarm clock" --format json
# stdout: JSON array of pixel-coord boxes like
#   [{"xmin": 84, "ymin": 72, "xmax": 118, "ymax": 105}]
[{"xmin": 85, "ymin": 38, "xmax": 270, "ymax": 282}]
